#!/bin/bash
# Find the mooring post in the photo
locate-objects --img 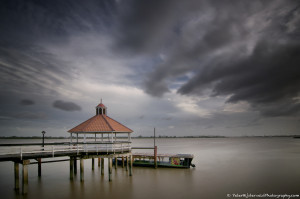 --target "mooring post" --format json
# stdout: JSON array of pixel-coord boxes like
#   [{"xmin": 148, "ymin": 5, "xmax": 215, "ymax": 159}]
[
  {"xmin": 101, "ymin": 158, "xmax": 104, "ymax": 175},
  {"xmin": 108, "ymin": 158, "xmax": 112, "ymax": 181},
  {"xmin": 92, "ymin": 158, "xmax": 95, "ymax": 171},
  {"xmin": 80, "ymin": 158, "xmax": 84, "ymax": 182},
  {"xmin": 37, "ymin": 158, "xmax": 42, "ymax": 177},
  {"xmin": 74, "ymin": 157, "xmax": 77, "ymax": 175},
  {"xmin": 22, "ymin": 160, "xmax": 30, "ymax": 195},
  {"xmin": 98, "ymin": 158, "xmax": 100, "ymax": 167},
  {"xmin": 122, "ymin": 156, "xmax": 125, "ymax": 168},
  {"xmin": 114, "ymin": 157, "xmax": 117, "ymax": 169},
  {"xmin": 70, "ymin": 157, "xmax": 74, "ymax": 180},
  {"xmin": 14, "ymin": 162, "xmax": 19, "ymax": 190},
  {"xmin": 129, "ymin": 155, "xmax": 133, "ymax": 176},
  {"xmin": 154, "ymin": 146, "xmax": 158, "ymax": 169}
]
